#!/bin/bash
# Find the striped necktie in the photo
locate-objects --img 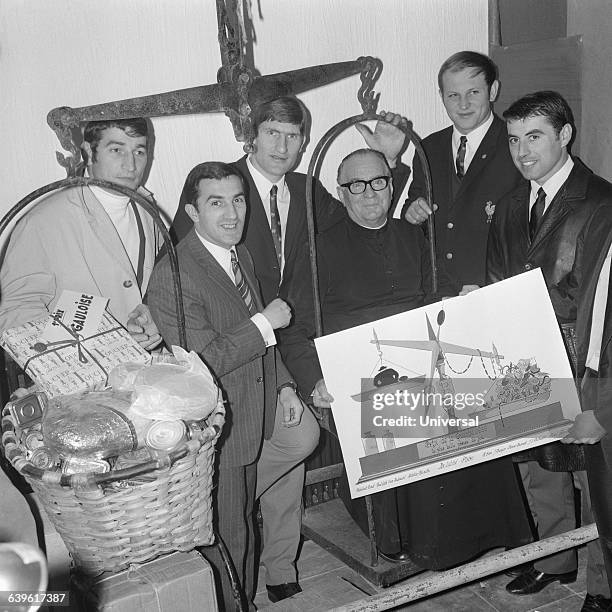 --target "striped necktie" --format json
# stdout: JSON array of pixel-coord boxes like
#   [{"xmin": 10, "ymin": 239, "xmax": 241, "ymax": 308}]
[
  {"xmin": 455, "ymin": 135, "xmax": 467, "ymax": 179},
  {"xmin": 231, "ymin": 250, "xmax": 257, "ymax": 315},
  {"xmin": 269, "ymin": 184, "xmax": 282, "ymax": 266}
]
